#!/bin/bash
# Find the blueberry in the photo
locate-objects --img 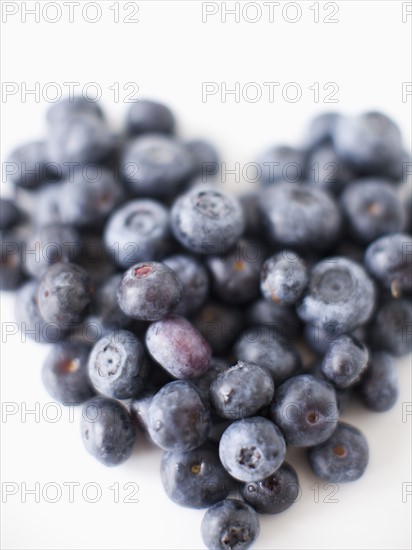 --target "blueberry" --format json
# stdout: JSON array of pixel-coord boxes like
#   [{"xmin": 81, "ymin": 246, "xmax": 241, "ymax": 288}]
[
  {"xmin": 59, "ymin": 168, "xmax": 124, "ymax": 227},
  {"xmin": 304, "ymin": 322, "xmax": 365, "ymax": 356},
  {"xmin": 88, "ymin": 330, "xmax": 148, "ymax": 399},
  {"xmin": 37, "ymin": 263, "xmax": 92, "ymax": 328},
  {"xmin": 117, "ymin": 262, "xmax": 182, "ymax": 321},
  {"xmin": 93, "ymin": 274, "xmax": 132, "ymax": 331},
  {"xmin": 256, "ymin": 145, "xmax": 306, "ymax": 185},
  {"xmin": 340, "ymin": 179, "xmax": 405, "ymax": 243},
  {"xmin": 121, "ymin": 134, "xmax": 194, "ymax": 197},
  {"xmin": 261, "ymin": 250, "xmax": 308, "ymax": 305},
  {"xmin": 358, "ymin": 352, "xmax": 399, "ymax": 412},
  {"xmin": 364, "ymin": 233, "xmax": 412, "ymax": 297},
  {"xmin": 104, "ymin": 199, "xmax": 172, "ymax": 268},
  {"xmin": 0, "ymin": 198, "xmax": 21, "ymax": 230},
  {"xmin": 234, "ymin": 326, "xmax": 301, "ymax": 385},
  {"xmin": 307, "ymin": 422, "xmax": 369, "ymax": 482},
  {"xmin": 186, "ymin": 139, "xmax": 219, "ymax": 179},
  {"xmin": 201, "ymin": 498, "xmax": 259, "ymax": 550},
  {"xmin": 33, "ymin": 182, "xmax": 64, "ymax": 226},
  {"xmin": 47, "ymin": 96, "xmax": 104, "ymax": 124},
  {"xmin": 219, "ymin": 417, "xmax": 286, "ymax": 482},
  {"xmin": 271, "ymin": 374, "xmax": 338, "ymax": 447},
  {"xmin": 23, "ymin": 224, "xmax": 81, "ymax": 278},
  {"xmin": 321, "ymin": 335, "xmax": 369, "ymax": 388},
  {"xmin": 258, "ymin": 182, "xmax": 341, "ymax": 250},
  {"xmin": 15, "ymin": 280, "xmax": 66, "ymax": 344},
  {"xmin": 193, "ymin": 302, "xmax": 245, "ymax": 355},
  {"xmin": 369, "ymin": 298, "xmax": 412, "ymax": 357},
  {"xmin": 240, "ymin": 461, "xmax": 300, "ymax": 514},
  {"xmin": 163, "ymin": 254, "xmax": 209, "ymax": 315},
  {"xmin": 210, "ymin": 361, "xmax": 274, "ymax": 419},
  {"xmin": 145, "ymin": 314, "xmax": 211, "ymax": 379},
  {"xmin": 81, "ymin": 396, "xmax": 136, "ymax": 466},
  {"xmin": 147, "ymin": 380, "xmax": 211, "ymax": 451},
  {"xmin": 42, "ymin": 342, "xmax": 94, "ymax": 404},
  {"xmin": 304, "ymin": 112, "xmax": 342, "ymax": 149},
  {"xmin": 170, "ymin": 185, "xmax": 245, "ymax": 255},
  {"xmin": 126, "ymin": 99, "xmax": 175, "ymax": 136},
  {"xmin": 6, "ymin": 141, "xmax": 57, "ymax": 189},
  {"xmin": 247, "ymin": 299, "xmax": 301, "ymax": 341},
  {"xmin": 0, "ymin": 232, "xmax": 25, "ymax": 290},
  {"xmin": 297, "ymin": 257, "xmax": 376, "ymax": 335},
  {"xmin": 306, "ymin": 143, "xmax": 356, "ymax": 194},
  {"xmin": 333, "ymin": 112, "xmax": 404, "ymax": 177},
  {"xmin": 207, "ymin": 240, "xmax": 262, "ymax": 304},
  {"xmin": 160, "ymin": 443, "xmax": 234, "ymax": 509}
]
